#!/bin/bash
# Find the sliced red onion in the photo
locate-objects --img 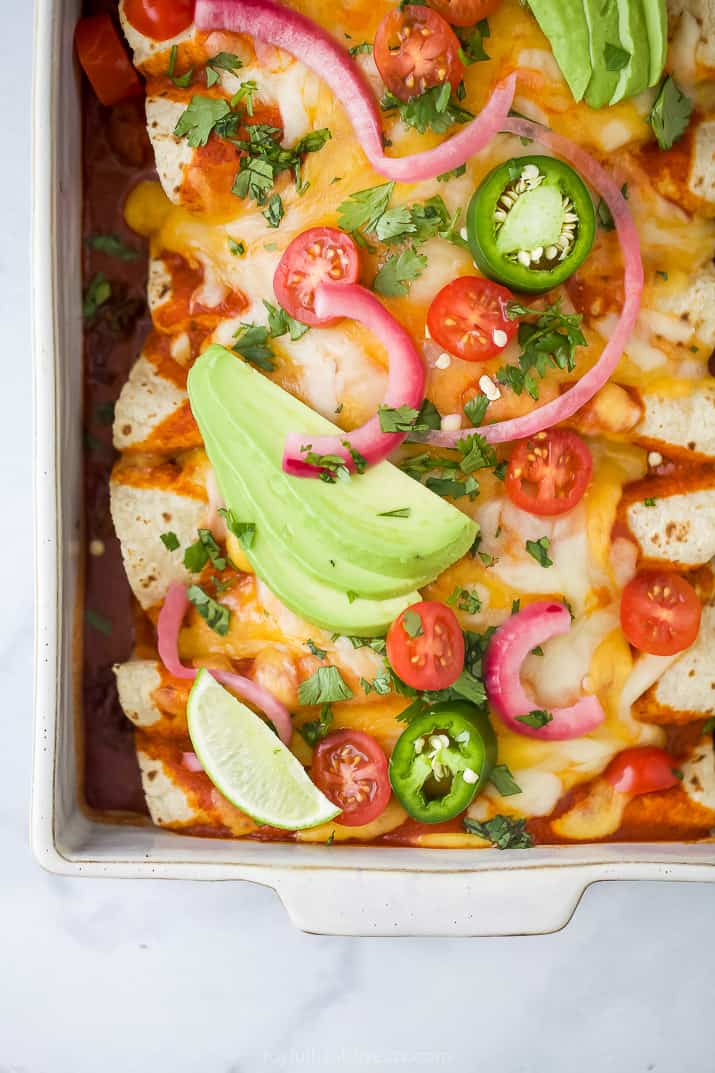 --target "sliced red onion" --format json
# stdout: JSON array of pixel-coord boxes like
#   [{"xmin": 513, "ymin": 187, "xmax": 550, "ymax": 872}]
[
  {"xmin": 157, "ymin": 581, "xmax": 293, "ymax": 744},
  {"xmin": 427, "ymin": 118, "xmax": 644, "ymax": 448},
  {"xmin": 484, "ymin": 601, "xmax": 606, "ymax": 741},
  {"xmin": 283, "ymin": 282, "xmax": 426, "ymax": 477},
  {"xmin": 194, "ymin": 0, "xmax": 516, "ymax": 182}
]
